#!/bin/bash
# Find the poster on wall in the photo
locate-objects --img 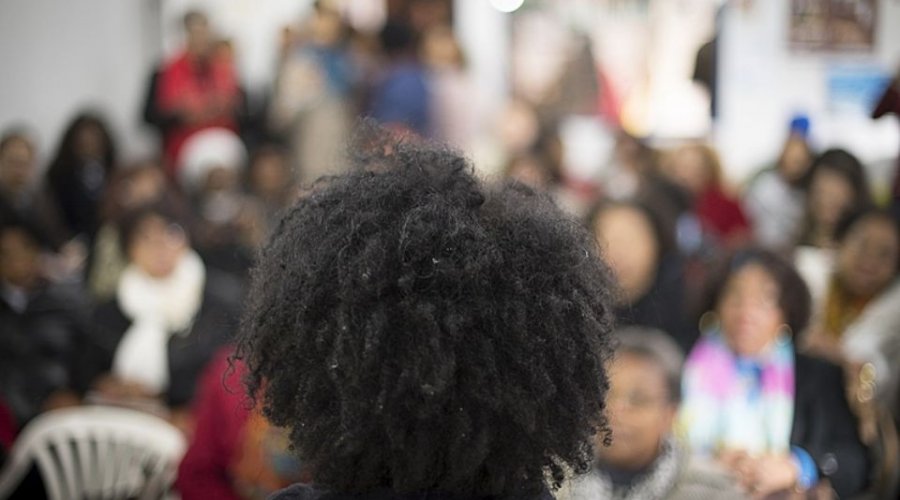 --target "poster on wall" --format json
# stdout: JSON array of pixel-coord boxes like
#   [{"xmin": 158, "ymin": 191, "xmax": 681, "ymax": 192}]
[{"xmin": 789, "ymin": 0, "xmax": 877, "ymax": 52}]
